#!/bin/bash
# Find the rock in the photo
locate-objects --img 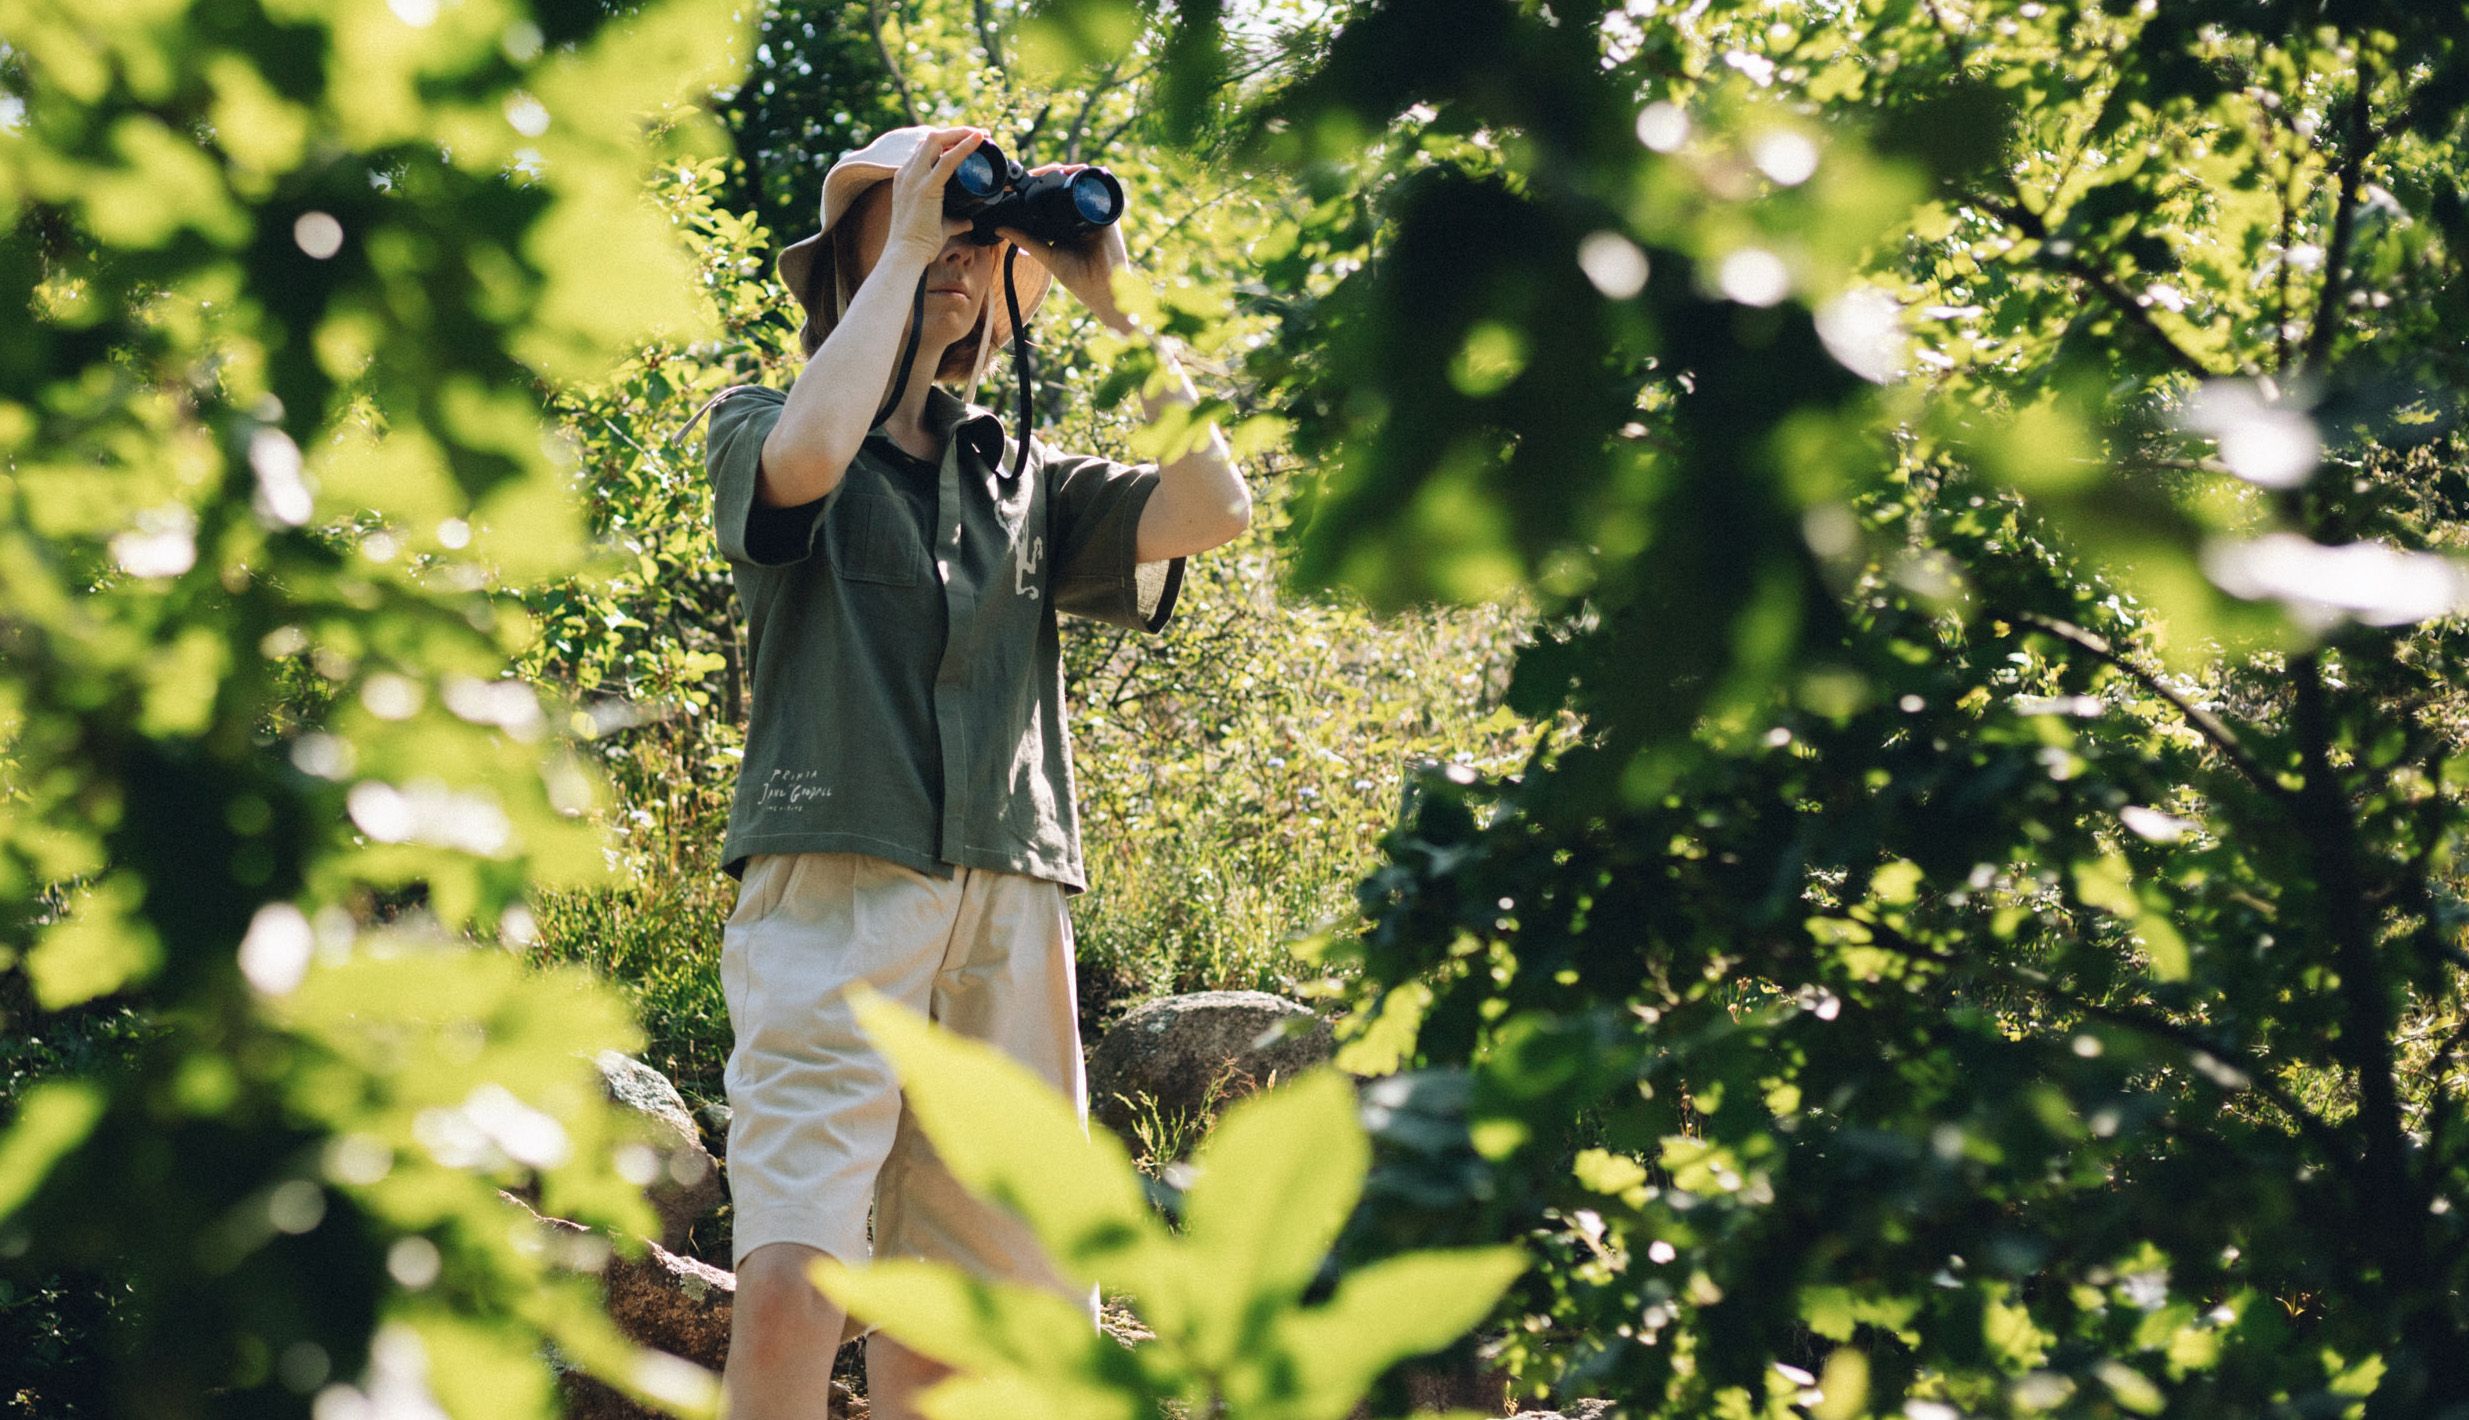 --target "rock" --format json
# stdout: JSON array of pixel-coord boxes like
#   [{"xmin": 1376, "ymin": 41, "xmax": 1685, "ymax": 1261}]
[
  {"xmin": 1087, "ymin": 991, "xmax": 1335, "ymax": 1137},
  {"xmin": 604, "ymin": 1238, "xmax": 735, "ymax": 1369},
  {"xmin": 595, "ymin": 1051, "xmax": 726, "ymax": 1252},
  {"xmin": 694, "ymin": 1100, "xmax": 733, "ymax": 1152},
  {"xmin": 1397, "ymin": 1352, "xmax": 1509, "ymax": 1415},
  {"xmin": 557, "ymin": 1237, "xmax": 738, "ymax": 1420},
  {"xmin": 1513, "ymin": 1404, "xmax": 1613, "ymax": 1420}
]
